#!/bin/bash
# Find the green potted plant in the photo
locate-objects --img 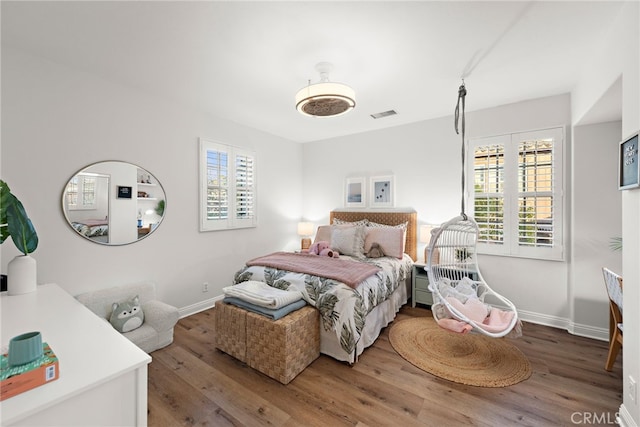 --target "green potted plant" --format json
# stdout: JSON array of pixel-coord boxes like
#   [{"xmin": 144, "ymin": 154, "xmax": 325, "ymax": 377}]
[
  {"xmin": 155, "ymin": 199, "xmax": 165, "ymax": 216},
  {"xmin": 1, "ymin": 179, "xmax": 39, "ymax": 295}
]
